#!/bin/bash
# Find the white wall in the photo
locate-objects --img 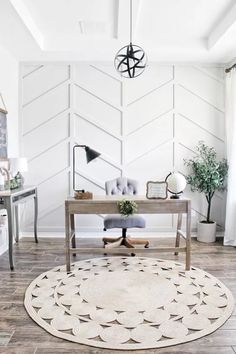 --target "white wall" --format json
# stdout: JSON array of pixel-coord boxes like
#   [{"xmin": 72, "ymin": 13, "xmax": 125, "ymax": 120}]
[
  {"xmin": 20, "ymin": 63, "xmax": 225, "ymax": 234},
  {"xmin": 0, "ymin": 45, "xmax": 19, "ymax": 156}
]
